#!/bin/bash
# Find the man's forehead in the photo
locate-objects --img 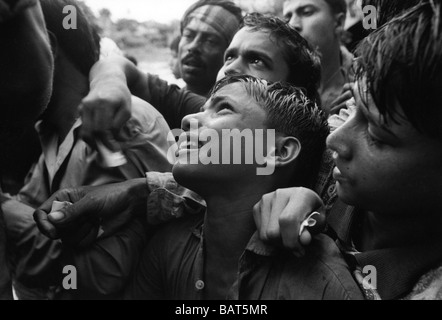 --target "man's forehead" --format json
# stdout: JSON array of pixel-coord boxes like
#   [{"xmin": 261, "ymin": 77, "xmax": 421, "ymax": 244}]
[
  {"xmin": 209, "ymin": 82, "xmax": 258, "ymax": 109},
  {"xmin": 284, "ymin": 0, "xmax": 326, "ymax": 10},
  {"xmin": 184, "ymin": 18, "xmax": 222, "ymax": 38}
]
